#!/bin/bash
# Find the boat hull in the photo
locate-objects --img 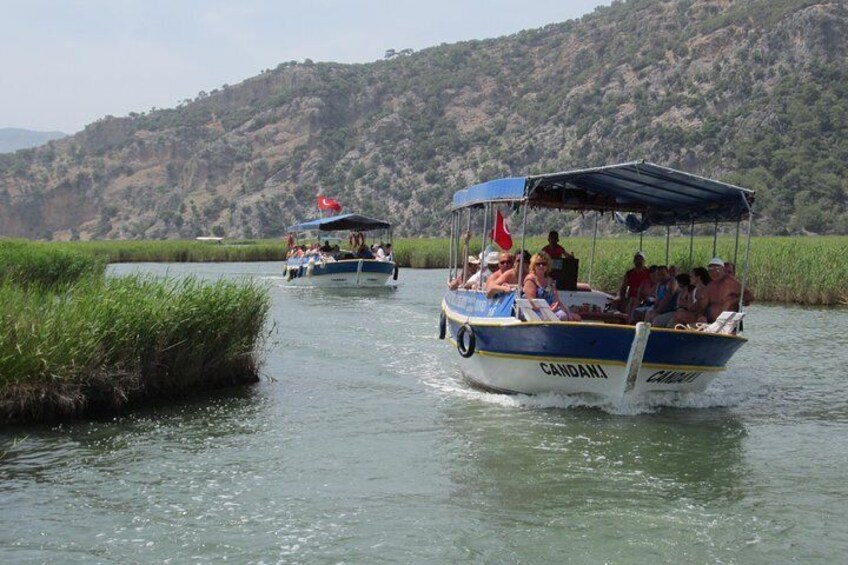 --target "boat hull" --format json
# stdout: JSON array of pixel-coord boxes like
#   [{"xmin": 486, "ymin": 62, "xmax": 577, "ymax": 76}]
[
  {"xmin": 284, "ymin": 258, "xmax": 396, "ymax": 287},
  {"xmin": 443, "ymin": 291, "xmax": 746, "ymax": 399}
]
